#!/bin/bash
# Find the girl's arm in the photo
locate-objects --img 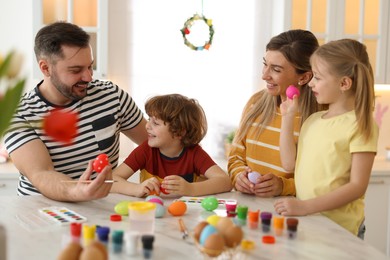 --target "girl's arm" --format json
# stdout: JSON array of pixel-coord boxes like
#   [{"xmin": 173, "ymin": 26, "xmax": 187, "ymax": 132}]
[
  {"xmin": 279, "ymin": 96, "xmax": 299, "ymax": 172},
  {"xmin": 274, "ymin": 152, "xmax": 375, "ymax": 215}
]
